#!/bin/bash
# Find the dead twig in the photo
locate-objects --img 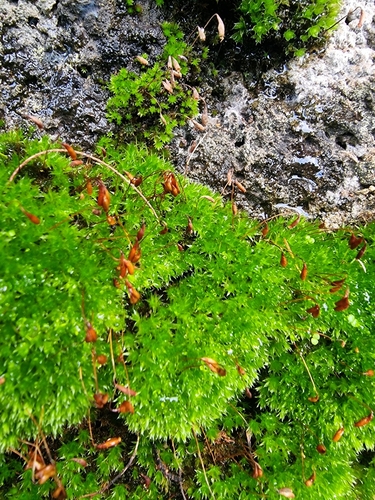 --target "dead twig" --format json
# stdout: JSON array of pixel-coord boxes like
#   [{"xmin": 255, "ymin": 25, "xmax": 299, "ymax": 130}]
[
  {"xmin": 185, "ymin": 132, "xmax": 207, "ymax": 172},
  {"xmin": 100, "ymin": 434, "xmax": 140, "ymax": 493},
  {"xmin": 192, "ymin": 428, "xmax": 216, "ymax": 500},
  {"xmin": 78, "ymin": 435, "xmax": 140, "ymax": 499},
  {"xmin": 171, "ymin": 439, "xmax": 188, "ymax": 500},
  {"xmin": 324, "ymin": 6, "xmax": 361, "ymax": 32},
  {"xmin": 8, "ymin": 149, "xmax": 160, "ymax": 222}
]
